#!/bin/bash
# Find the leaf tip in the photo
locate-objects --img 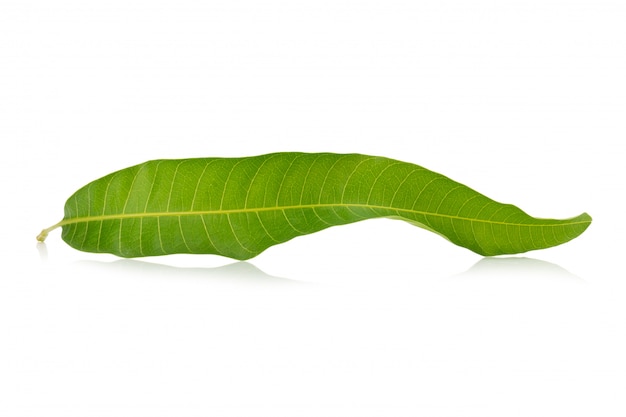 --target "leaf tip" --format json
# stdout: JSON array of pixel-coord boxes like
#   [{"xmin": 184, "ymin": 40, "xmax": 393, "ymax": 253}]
[{"xmin": 574, "ymin": 212, "xmax": 593, "ymax": 230}]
